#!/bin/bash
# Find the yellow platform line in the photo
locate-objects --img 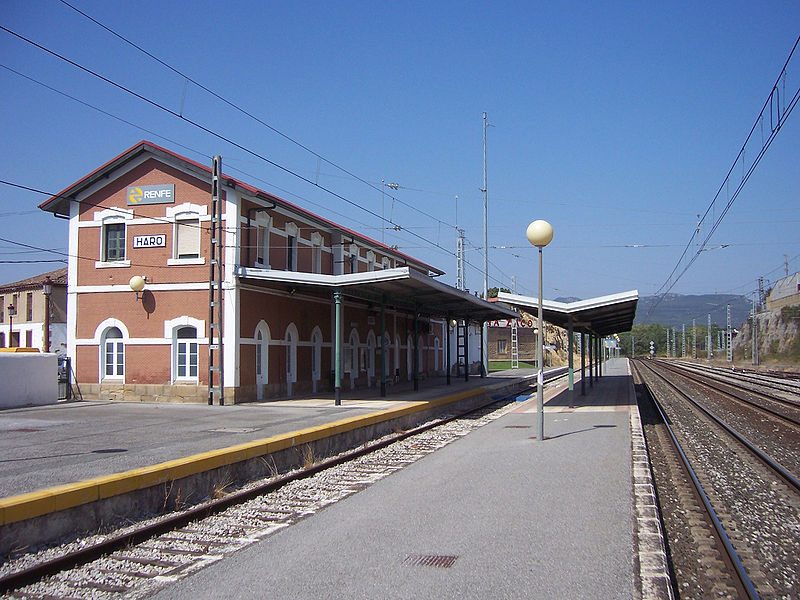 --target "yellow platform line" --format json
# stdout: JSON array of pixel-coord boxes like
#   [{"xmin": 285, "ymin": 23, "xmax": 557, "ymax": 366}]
[{"xmin": 0, "ymin": 388, "xmax": 485, "ymax": 526}]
